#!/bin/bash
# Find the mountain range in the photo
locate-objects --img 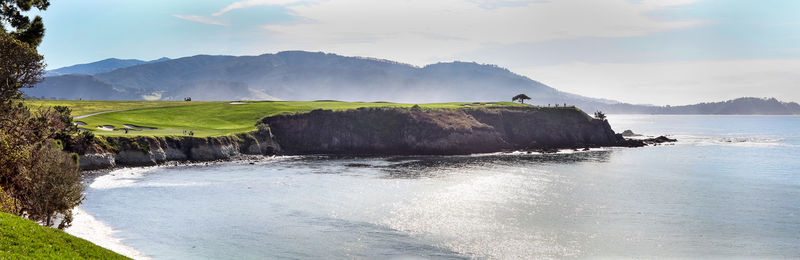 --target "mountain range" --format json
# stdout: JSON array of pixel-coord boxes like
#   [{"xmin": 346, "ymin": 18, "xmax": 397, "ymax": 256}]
[
  {"xmin": 26, "ymin": 51, "xmax": 800, "ymax": 115},
  {"xmin": 45, "ymin": 57, "xmax": 170, "ymax": 77}
]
